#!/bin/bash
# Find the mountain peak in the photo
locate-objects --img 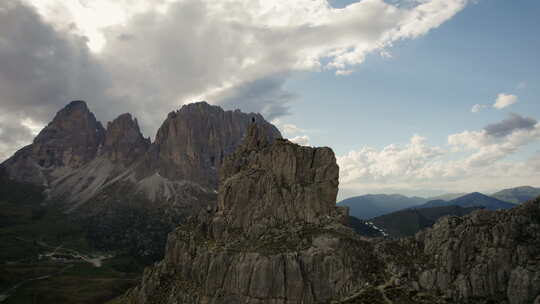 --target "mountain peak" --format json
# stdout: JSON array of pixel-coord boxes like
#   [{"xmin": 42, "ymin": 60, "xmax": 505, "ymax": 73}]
[
  {"xmin": 492, "ymin": 185, "xmax": 540, "ymax": 204},
  {"xmin": 104, "ymin": 113, "xmax": 150, "ymax": 164},
  {"xmin": 32, "ymin": 101, "xmax": 105, "ymax": 167},
  {"xmin": 1, "ymin": 100, "xmax": 105, "ymax": 184},
  {"xmin": 420, "ymin": 191, "xmax": 516, "ymax": 211},
  {"xmin": 216, "ymin": 132, "xmax": 339, "ymax": 237},
  {"xmin": 463, "ymin": 192, "xmax": 485, "ymax": 198},
  {"xmin": 65, "ymin": 99, "xmax": 88, "ymax": 108},
  {"xmin": 154, "ymin": 102, "xmax": 281, "ymax": 187}
]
